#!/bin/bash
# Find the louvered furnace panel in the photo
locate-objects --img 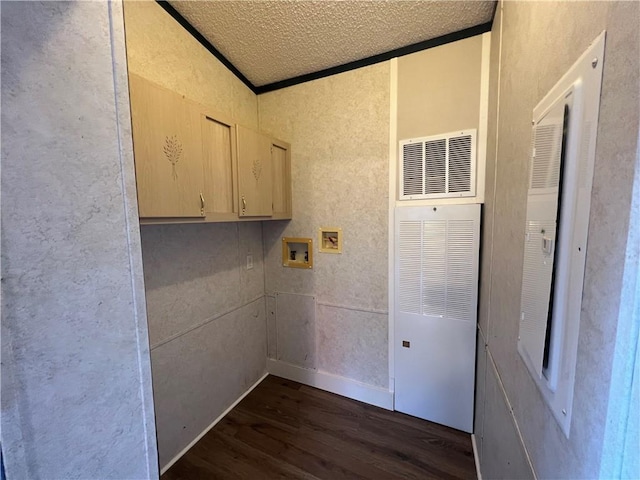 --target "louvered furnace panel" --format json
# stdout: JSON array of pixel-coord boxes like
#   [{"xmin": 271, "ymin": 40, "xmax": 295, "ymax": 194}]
[
  {"xmin": 394, "ymin": 204, "xmax": 480, "ymax": 433},
  {"xmin": 399, "ymin": 130, "xmax": 476, "ymax": 200},
  {"xmin": 518, "ymin": 97, "xmax": 567, "ymax": 386}
]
